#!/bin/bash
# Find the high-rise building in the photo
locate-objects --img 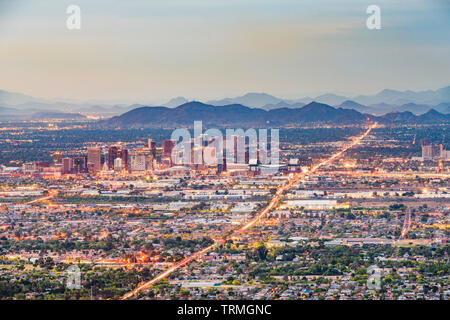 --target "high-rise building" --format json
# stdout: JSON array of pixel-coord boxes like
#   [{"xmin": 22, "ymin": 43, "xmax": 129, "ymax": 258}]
[
  {"xmin": 121, "ymin": 148, "xmax": 129, "ymax": 171},
  {"xmin": 440, "ymin": 144, "xmax": 450, "ymax": 159},
  {"xmin": 62, "ymin": 158, "xmax": 73, "ymax": 174},
  {"xmin": 148, "ymin": 139, "xmax": 157, "ymax": 158},
  {"xmin": 73, "ymin": 156, "xmax": 87, "ymax": 174},
  {"xmin": 133, "ymin": 148, "xmax": 152, "ymax": 171},
  {"xmin": 130, "ymin": 151, "xmax": 146, "ymax": 172},
  {"xmin": 87, "ymin": 147, "xmax": 102, "ymax": 173},
  {"xmin": 422, "ymin": 140, "xmax": 447, "ymax": 160},
  {"xmin": 108, "ymin": 146, "xmax": 120, "ymax": 170},
  {"xmin": 108, "ymin": 146, "xmax": 128, "ymax": 171},
  {"xmin": 162, "ymin": 140, "xmax": 176, "ymax": 167},
  {"xmin": 162, "ymin": 140, "xmax": 176, "ymax": 158},
  {"xmin": 421, "ymin": 139, "xmax": 433, "ymax": 160}
]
